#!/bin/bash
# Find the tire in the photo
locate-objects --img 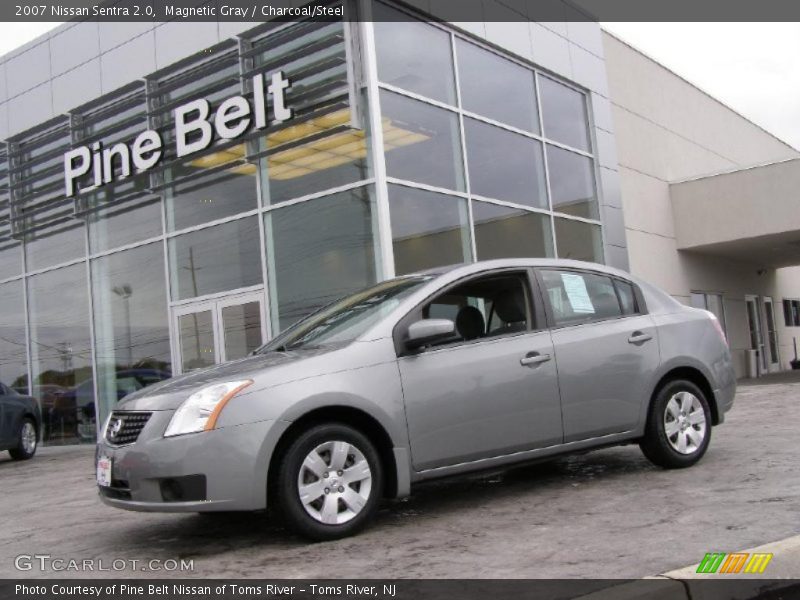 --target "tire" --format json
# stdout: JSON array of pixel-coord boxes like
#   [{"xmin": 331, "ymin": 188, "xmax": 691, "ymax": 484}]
[
  {"xmin": 274, "ymin": 423, "xmax": 383, "ymax": 541},
  {"xmin": 9, "ymin": 417, "xmax": 38, "ymax": 461},
  {"xmin": 640, "ymin": 380, "xmax": 712, "ymax": 469}
]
